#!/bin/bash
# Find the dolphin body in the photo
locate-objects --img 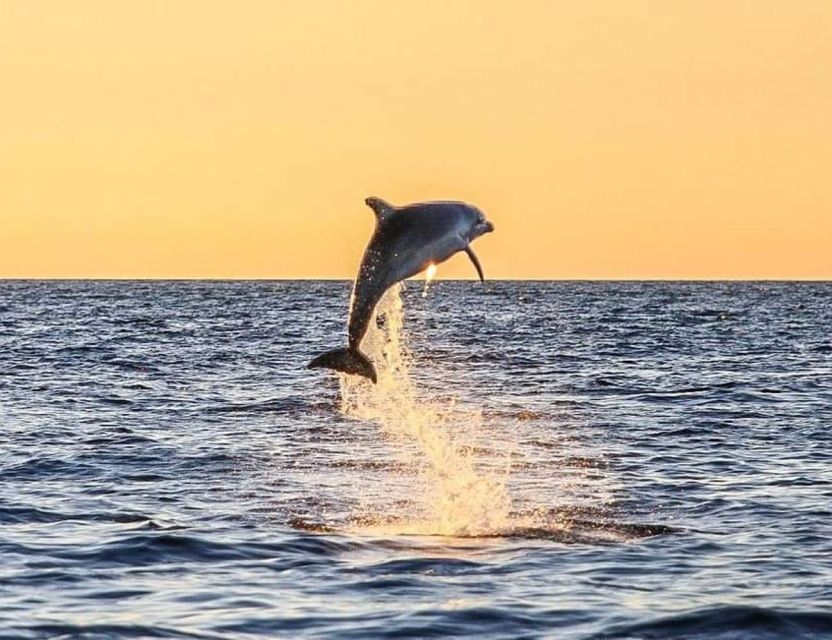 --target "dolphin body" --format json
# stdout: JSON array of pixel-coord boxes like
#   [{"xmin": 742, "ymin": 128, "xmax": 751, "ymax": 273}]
[{"xmin": 308, "ymin": 197, "xmax": 494, "ymax": 383}]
